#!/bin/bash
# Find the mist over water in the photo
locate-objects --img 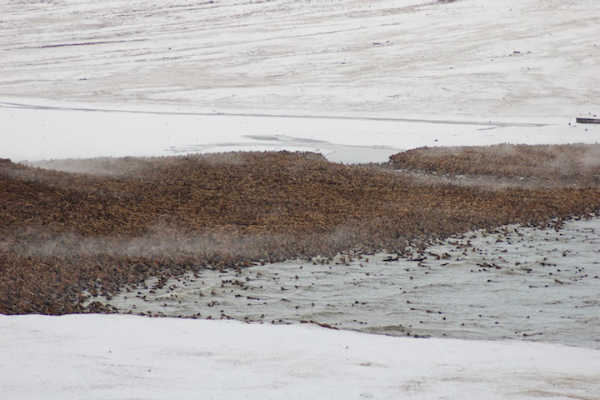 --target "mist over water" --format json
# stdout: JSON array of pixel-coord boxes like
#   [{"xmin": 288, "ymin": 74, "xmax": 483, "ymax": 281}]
[
  {"xmin": 5, "ymin": 147, "xmax": 600, "ymax": 345},
  {"xmin": 93, "ymin": 218, "xmax": 600, "ymax": 349}
]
